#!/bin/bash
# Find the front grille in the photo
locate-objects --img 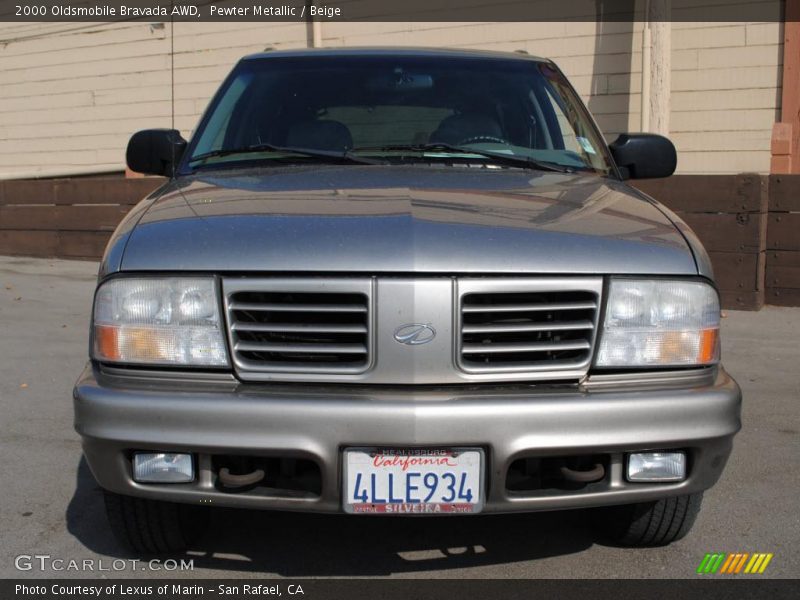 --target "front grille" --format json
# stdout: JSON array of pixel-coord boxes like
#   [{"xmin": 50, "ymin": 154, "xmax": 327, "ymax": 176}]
[
  {"xmin": 224, "ymin": 277, "xmax": 599, "ymax": 382},
  {"xmin": 225, "ymin": 279, "xmax": 372, "ymax": 375},
  {"xmin": 459, "ymin": 288, "xmax": 599, "ymax": 373}
]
